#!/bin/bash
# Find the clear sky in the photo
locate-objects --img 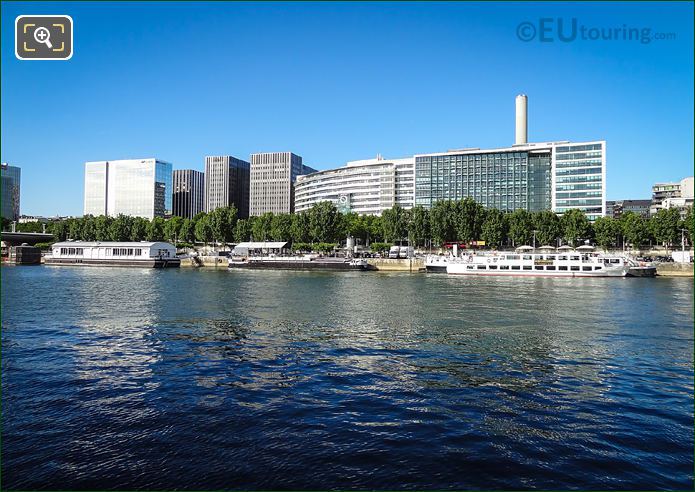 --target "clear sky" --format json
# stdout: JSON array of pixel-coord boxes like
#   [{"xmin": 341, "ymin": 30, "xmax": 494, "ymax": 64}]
[{"xmin": 1, "ymin": 1, "xmax": 693, "ymax": 216}]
